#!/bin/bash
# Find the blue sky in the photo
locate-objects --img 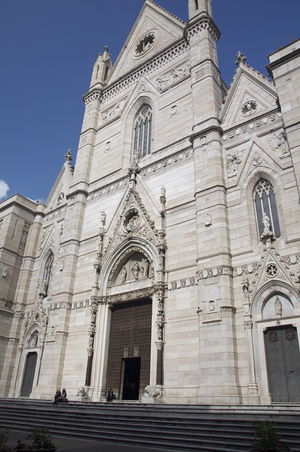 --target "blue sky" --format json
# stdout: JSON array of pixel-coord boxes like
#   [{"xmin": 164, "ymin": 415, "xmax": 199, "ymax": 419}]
[{"xmin": 1, "ymin": 0, "xmax": 299, "ymax": 203}]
